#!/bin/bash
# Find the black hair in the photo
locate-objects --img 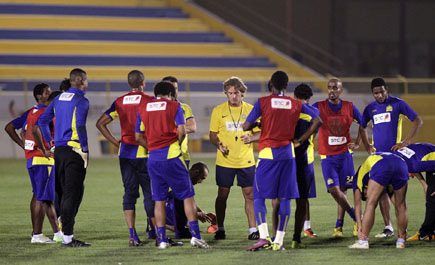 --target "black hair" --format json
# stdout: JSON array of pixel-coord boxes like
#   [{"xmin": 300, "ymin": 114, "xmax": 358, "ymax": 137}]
[
  {"xmin": 128, "ymin": 70, "xmax": 145, "ymax": 88},
  {"xmin": 267, "ymin": 80, "xmax": 272, "ymax": 92},
  {"xmin": 189, "ymin": 162, "xmax": 209, "ymax": 185},
  {"xmin": 294, "ymin": 83, "xmax": 313, "ymax": 100},
  {"xmin": 270, "ymin": 70, "xmax": 288, "ymax": 91},
  {"xmin": 70, "ymin": 68, "xmax": 87, "ymax": 81},
  {"xmin": 48, "ymin": 91, "xmax": 62, "ymax": 102},
  {"xmin": 154, "ymin": 81, "xmax": 174, "ymax": 97},
  {"xmin": 59, "ymin": 78, "xmax": 71, "ymax": 92},
  {"xmin": 33, "ymin": 83, "xmax": 49, "ymax": 102},
  {"xmin": 162, "ymin": 76, "xmax": 178, "ymax": 84},
  {"xmin": 371, "ymin": 77, "xmax": 387, "ymax": 90}
]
